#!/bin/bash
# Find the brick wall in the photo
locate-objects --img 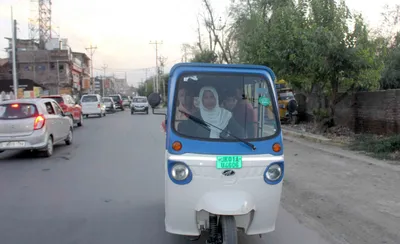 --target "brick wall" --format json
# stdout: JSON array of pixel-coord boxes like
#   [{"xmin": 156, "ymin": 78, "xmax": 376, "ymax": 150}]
[
  {"xmin": 351, "ymin": 89, "xmax": 400, "ymax": 134},
  {"xmin": 302, "ymin": 89, "xmax": 400, "ymax": 135}
]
